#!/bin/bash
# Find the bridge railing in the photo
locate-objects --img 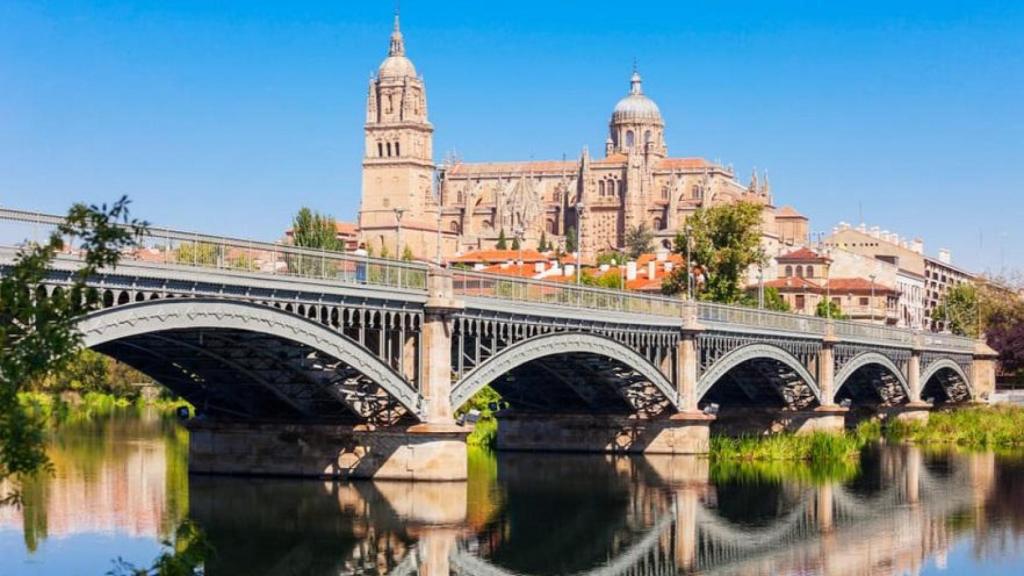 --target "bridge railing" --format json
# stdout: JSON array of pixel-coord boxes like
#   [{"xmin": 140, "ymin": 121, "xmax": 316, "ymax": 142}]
[
  {"xmin": 451, "ymin": 269, "xmax": 685, "ymax": 318},
  {"xmin": 696, "ymin": 301, "xmax": 828, "ymax": 335},
  {"xmin": 0, "ymin": 208, "xmax": 429, "ymax": 291},
  {"xmin": 832, "ymin": 319, "xmax": 916, "ymax": 347},
  {"xmin": 921, "ymin": 331, "xmax": 977, "ymax": 352}
]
